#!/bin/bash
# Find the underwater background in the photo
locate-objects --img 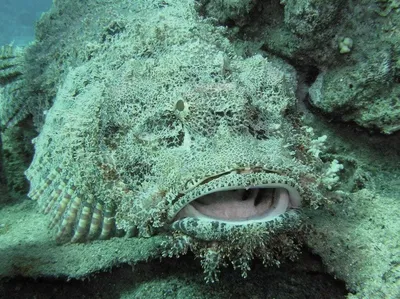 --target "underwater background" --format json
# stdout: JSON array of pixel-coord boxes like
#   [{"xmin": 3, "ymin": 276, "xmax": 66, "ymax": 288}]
[
  {"xmin": 0, "ymin": 0, "xmax": 399, "ymax": 298},
  {"xmin": 0, "ymin": 0, "xmax": 52, "ymax": 46}
]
